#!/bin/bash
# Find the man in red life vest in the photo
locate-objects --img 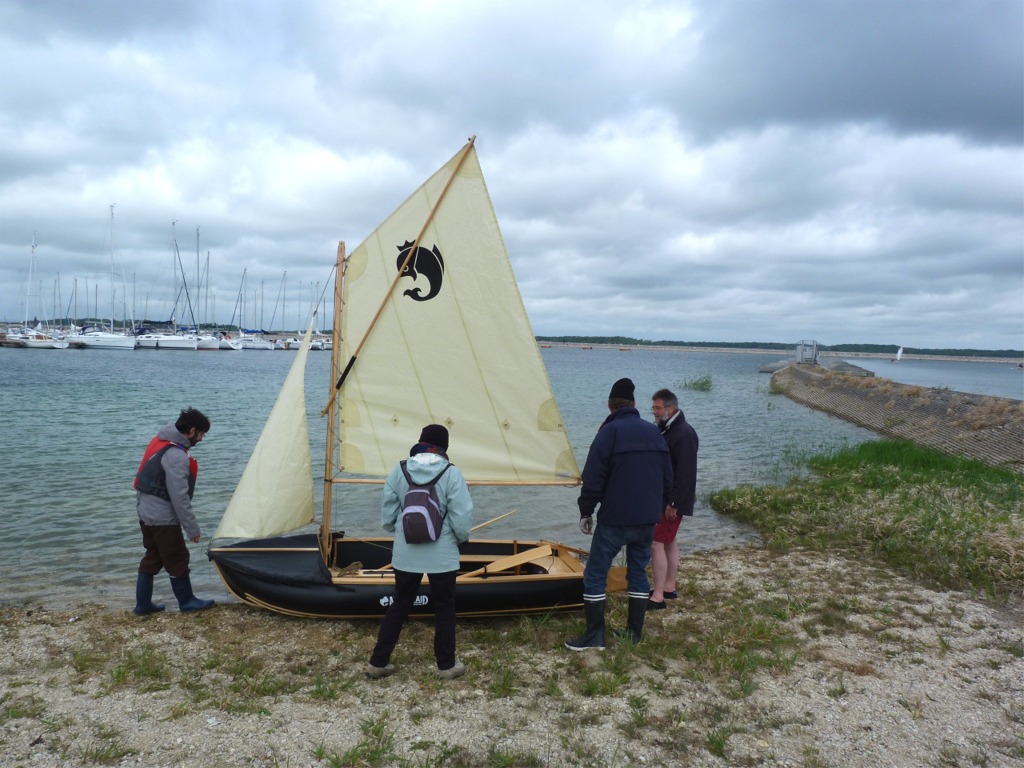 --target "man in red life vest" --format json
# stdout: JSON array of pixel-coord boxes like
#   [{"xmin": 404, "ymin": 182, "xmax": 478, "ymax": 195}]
[{"xmin": 133, "ymin": 407, "xmax": 215, "ymax": 614}]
